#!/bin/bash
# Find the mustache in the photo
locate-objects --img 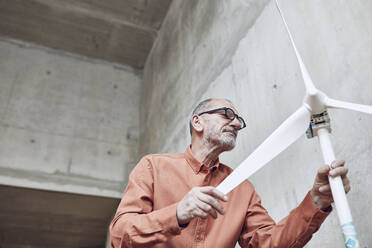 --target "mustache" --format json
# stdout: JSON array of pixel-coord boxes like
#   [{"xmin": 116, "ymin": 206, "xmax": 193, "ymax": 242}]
[{"xmin": 222, "ymin": 127, "xmax": 238, "ymax": 136}]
